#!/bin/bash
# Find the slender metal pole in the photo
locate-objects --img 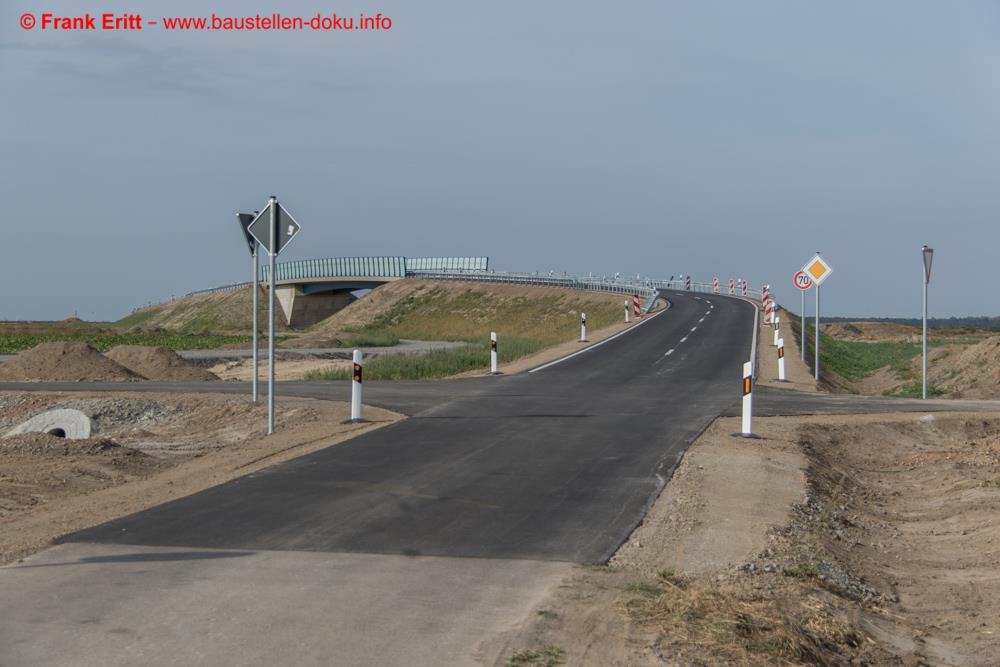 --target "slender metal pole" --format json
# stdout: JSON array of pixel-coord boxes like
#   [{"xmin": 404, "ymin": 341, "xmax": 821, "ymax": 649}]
[
  {"xmin": 814, "ymin": 284, "xmax": 820, "ymax": 382},
  {"xmin": 922, "ymin": 274, "xmax": 929, "ymax": 399},
  {"xmin": 252, "ymin": 246, "xmax": 259, "ymax": 403},
  {"xmin": 267, "ymin": 197, "xmax": 277, "ymax": 434},
  {"xmin": 800, "ymin": 288, "xmax": 805, "ymax": 361}
]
